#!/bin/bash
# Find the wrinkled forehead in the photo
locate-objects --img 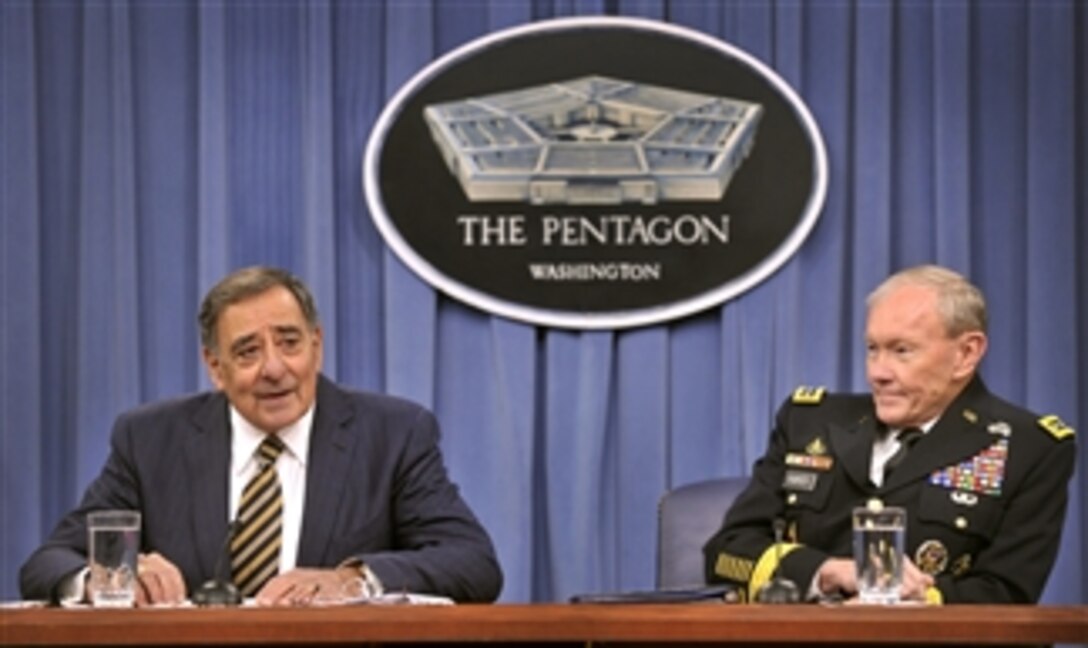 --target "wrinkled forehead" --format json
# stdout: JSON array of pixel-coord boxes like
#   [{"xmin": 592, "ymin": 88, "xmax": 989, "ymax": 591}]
[
  {"xmin": 216, "ymin": 287, "xmax": 311, "ymax": 342},
  {"xmin": 866, "ymin": 285, "xmax": 945, "ymax": 335}
]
